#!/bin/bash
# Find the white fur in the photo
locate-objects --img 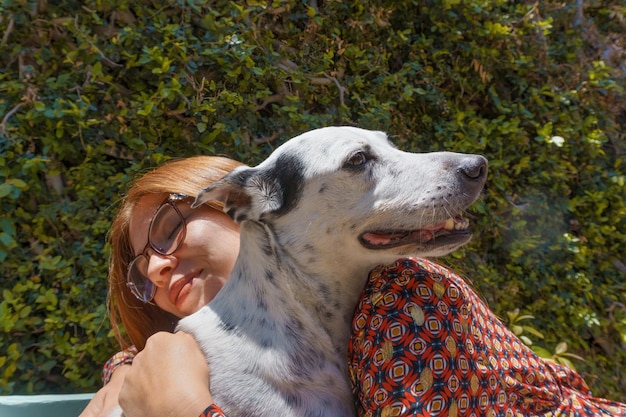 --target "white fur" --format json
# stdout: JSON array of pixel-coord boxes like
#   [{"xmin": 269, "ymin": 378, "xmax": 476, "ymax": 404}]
[{"xmin": 175, "ymin": 126, "xmax": 488, "ymax": 417}]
